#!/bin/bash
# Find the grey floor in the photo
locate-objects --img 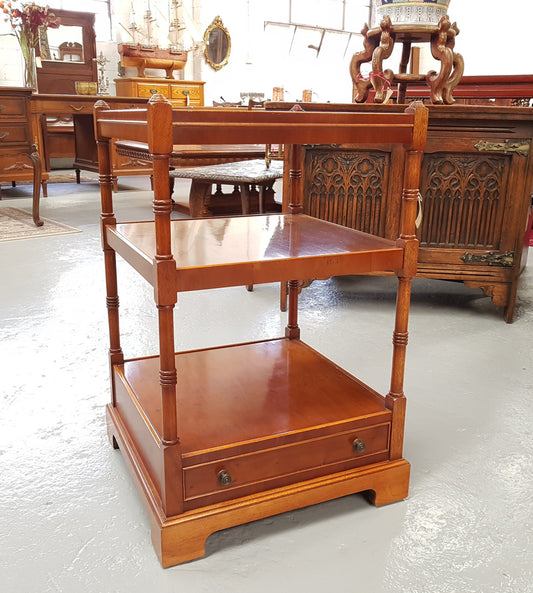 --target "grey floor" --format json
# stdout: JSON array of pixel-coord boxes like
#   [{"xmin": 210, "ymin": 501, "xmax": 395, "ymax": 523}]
[{"xmin": 1, "ymin": 174, "xmax": 532, "ymax": 593}]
